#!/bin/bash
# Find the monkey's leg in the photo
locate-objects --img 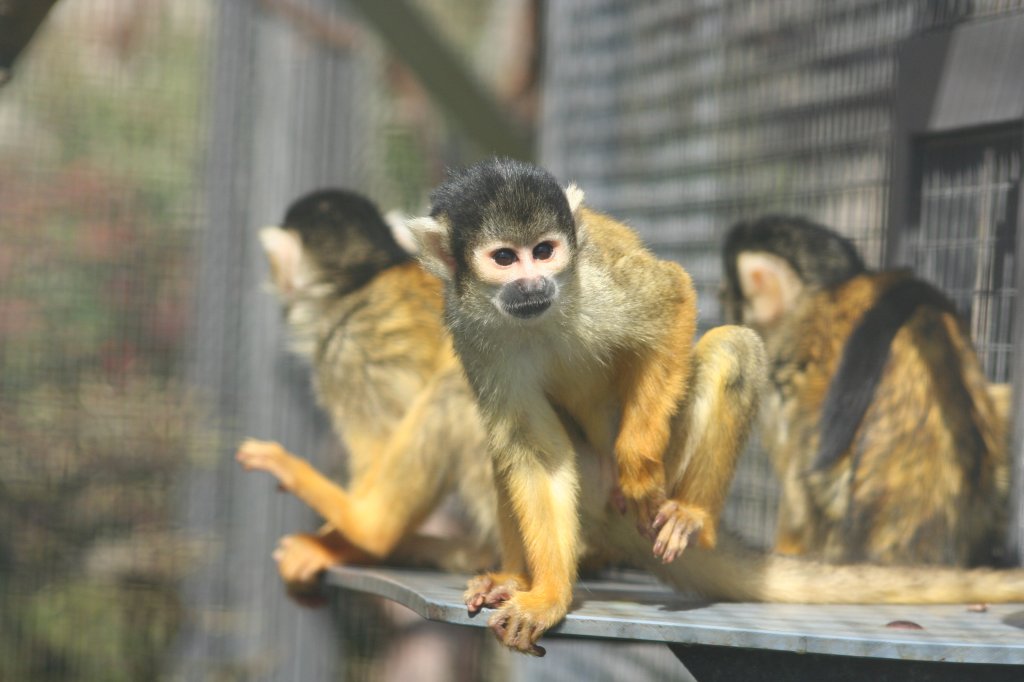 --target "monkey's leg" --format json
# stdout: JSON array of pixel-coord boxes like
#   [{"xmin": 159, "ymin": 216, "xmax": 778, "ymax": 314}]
[
  {"xmin": 473, "ymin": 411, "xmax": 581, "ymax": 656},
  {"xmin": 653, "ymin": 326, "xmax": 766, "ymax": 562},
  {"xmin": 464, "ymin": 476, "xmax": 529, "ymax": 614},
  {"xmin": 236, "ymin": 371, "xmax": 463, "ymax": 560},
  {"xmin": 614, "ymin": 262, "xmax": 697, "ymax": 531},
  {"xmin": 236, "ymin": 438, "xmax": 359, "ymax": 532}
]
